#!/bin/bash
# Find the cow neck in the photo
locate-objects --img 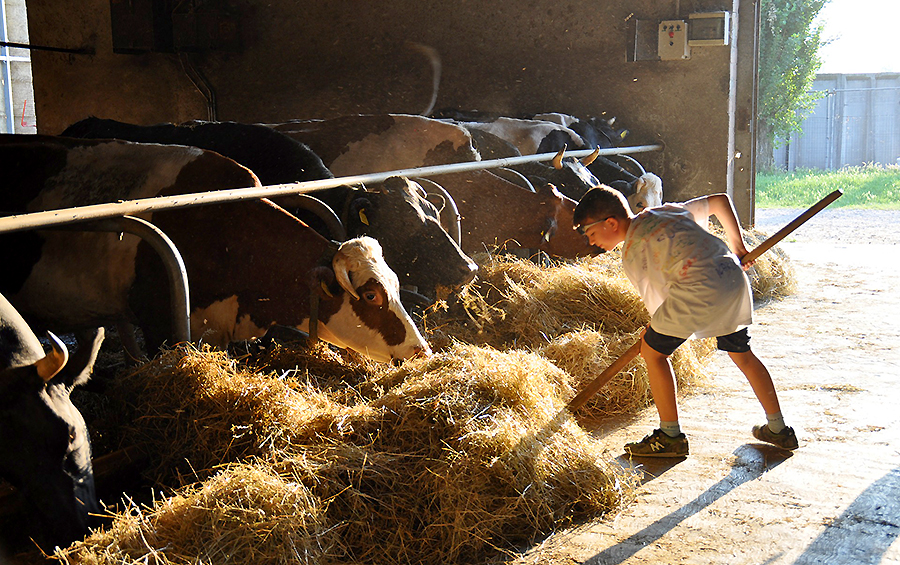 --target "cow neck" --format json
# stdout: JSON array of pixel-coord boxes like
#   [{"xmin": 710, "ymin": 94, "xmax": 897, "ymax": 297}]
[
  {"xmin": 339, "ymin": 187, "xmax": 362, "ymax": 232},
  {"xmin": 308, "ymin": 239, "xmax": 342, "ymax": 345}
]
